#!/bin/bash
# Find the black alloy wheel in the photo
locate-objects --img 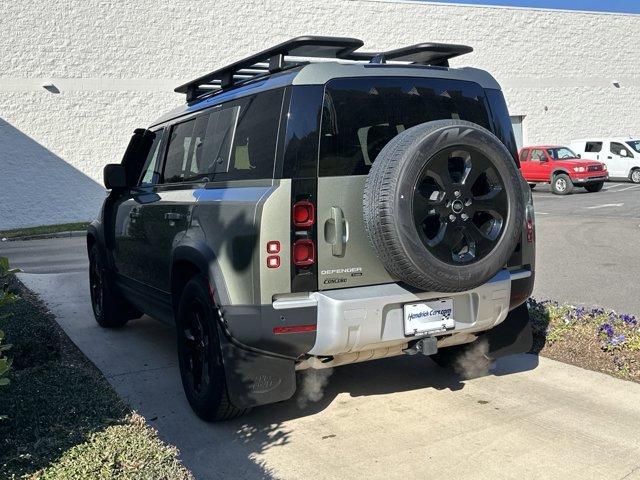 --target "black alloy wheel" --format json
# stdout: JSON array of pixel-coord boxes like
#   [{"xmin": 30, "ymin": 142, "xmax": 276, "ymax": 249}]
[{"xmin": 412, "ymin": 146, "xmax": 508, "ymax": 265}]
